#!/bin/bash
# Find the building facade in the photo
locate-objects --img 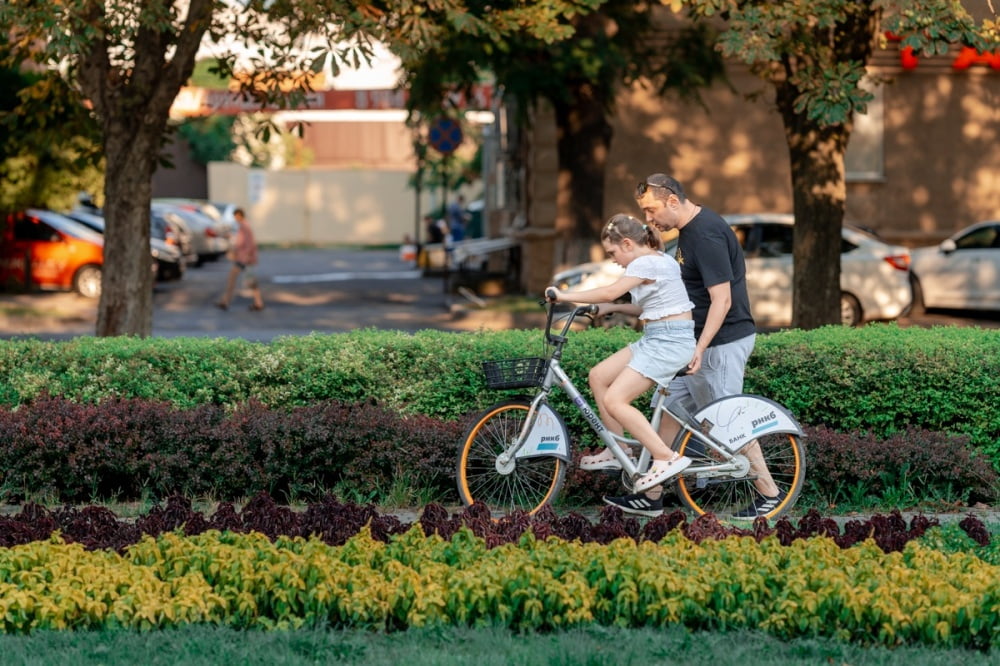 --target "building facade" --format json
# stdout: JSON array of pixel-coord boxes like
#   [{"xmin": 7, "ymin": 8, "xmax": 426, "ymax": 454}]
[{"xmin": 173, "ymin": 17, "xmax": 998, "ymax": 294}]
